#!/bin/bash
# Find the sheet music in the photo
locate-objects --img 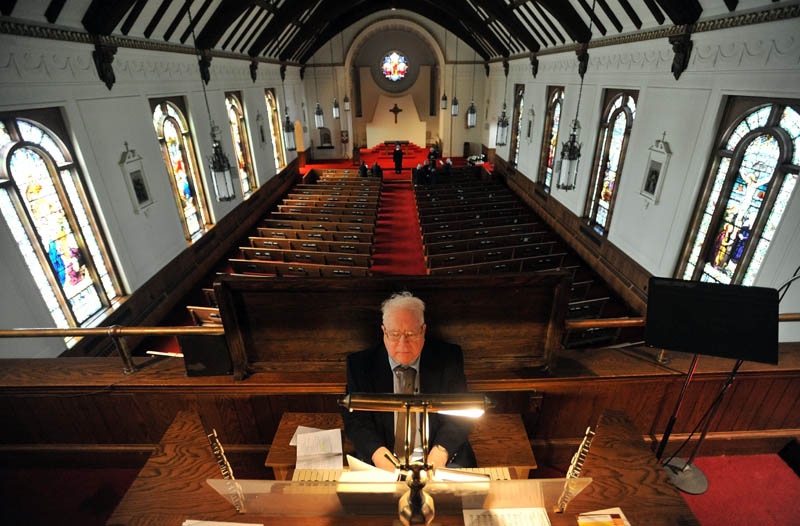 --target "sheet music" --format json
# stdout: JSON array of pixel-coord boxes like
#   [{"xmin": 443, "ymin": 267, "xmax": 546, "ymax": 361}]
[
  {"xmin": 296, "ymin": 428, "xmax": 343, "ymax": 470},
  {"xmin": 463, "ymin": 508, "xmax": 550, "ymax": 526},
  {"xmin": 289, "ymin": 425, "xmax": 323, "ymax": 446}
]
